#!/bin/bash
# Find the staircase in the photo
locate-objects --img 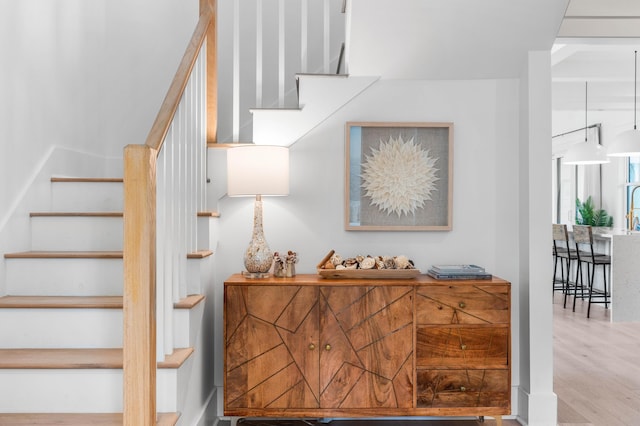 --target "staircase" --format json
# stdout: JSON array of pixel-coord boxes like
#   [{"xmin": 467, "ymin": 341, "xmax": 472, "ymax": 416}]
[{"xmin": 0, "ymin": 177, "xmax": 216, "ymax": 425}]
